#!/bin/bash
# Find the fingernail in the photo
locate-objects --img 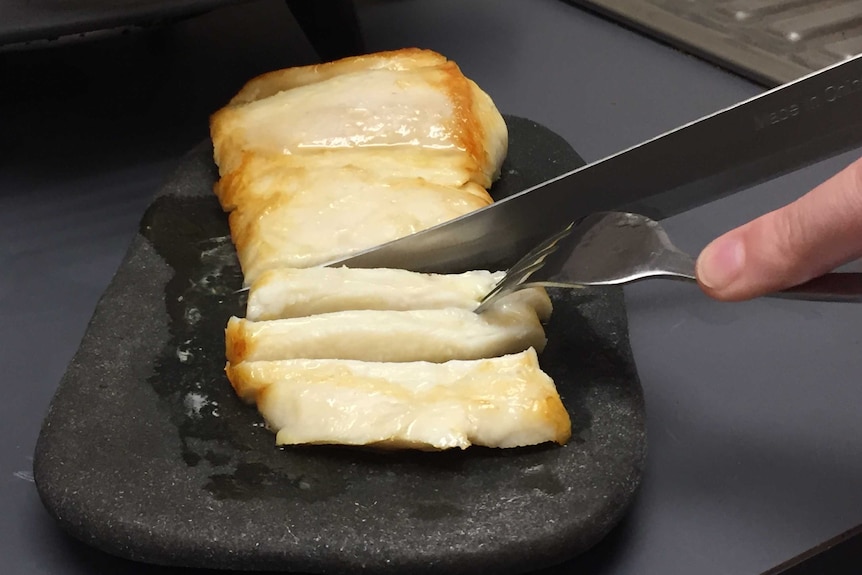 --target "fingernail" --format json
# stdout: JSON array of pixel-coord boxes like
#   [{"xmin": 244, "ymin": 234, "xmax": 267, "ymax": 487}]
[{"xmin": 697, "ymin": 236, "xmax": 745, "ymax": 290}]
